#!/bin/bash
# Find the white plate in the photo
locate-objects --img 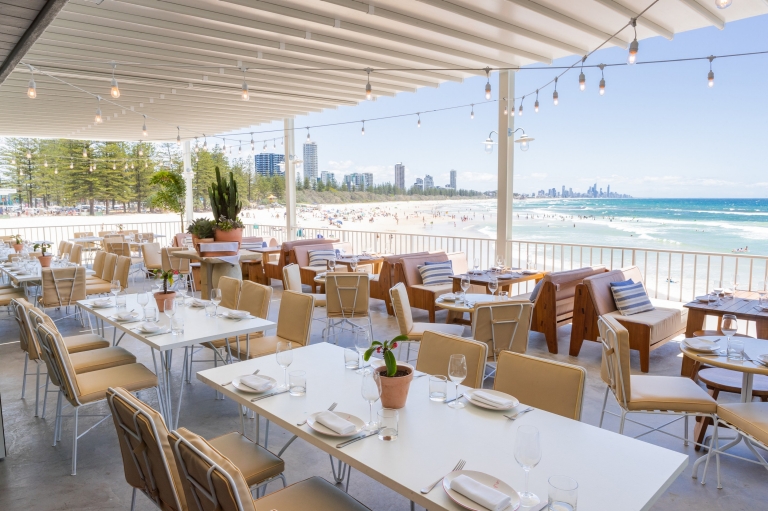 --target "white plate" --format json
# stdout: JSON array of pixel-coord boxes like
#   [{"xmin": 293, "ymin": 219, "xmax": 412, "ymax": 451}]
[
  {"xmin": 443, "ymin": 470, "xmax": 520, "ymax": 511},
  {"xmin": 464, "ymin": 389, "xmax": 519, "ymax": 411},
  {"xmin": 307, "ymin": 411, "xmax": 365, "ymax": 437},
  {"xmin": 758, "ymin": 305, "xmax": 768, "ymax": 312},
  {"xmin": 91, "ymin": 300, "xmax": 113, "ymax": 308},
  {"xmin": 189, "ymin": 299, "xmax": 208, "ymax": 308},
  {"xmin": 440, "ymin": 293, "xmax": 458, "ymax": 302},
  {"xmin": 683, "ymin": 336, "xmax": 720, "ymax": 352},
  {"xmin": 521, "ymin": 269, "xmax": 538, "ymax": 275},
  {"xmin": 232, "ymin": 375, "xmax": 277, "ymax": 394},
  {"xmin": 221, "ymin": 311, "xmax": 253, "ymax": 320},
  {"xmin": 759, "ymin": 354, "xmax": 768, "ymax": 365},
  {"xmin": 115, "ymin": 312, "xmax": 140, "ymax": 321},
  {"xmin": 695, "ymin": 296, "xmax": 711, "ymax": 303}
]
